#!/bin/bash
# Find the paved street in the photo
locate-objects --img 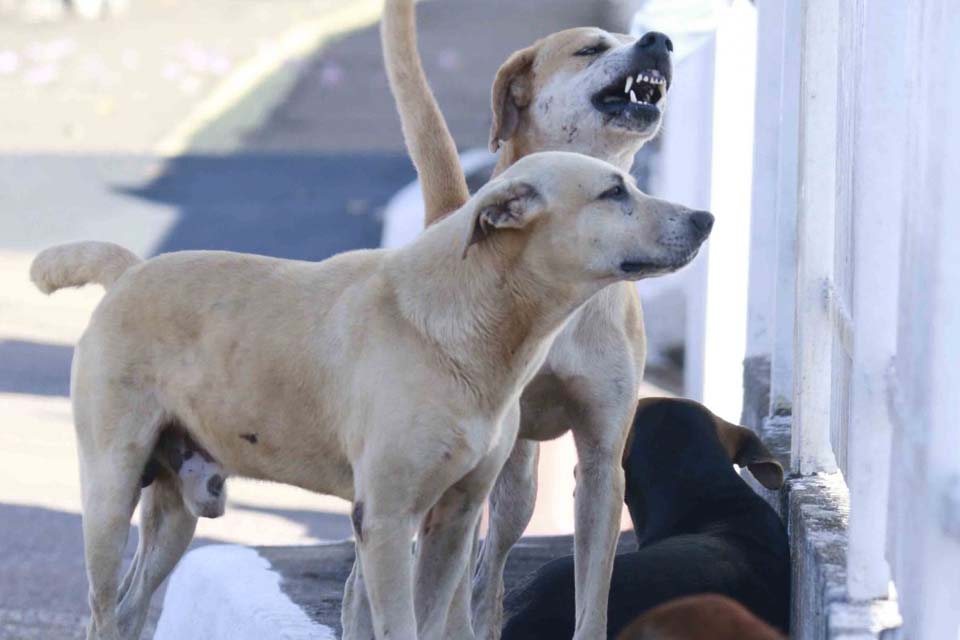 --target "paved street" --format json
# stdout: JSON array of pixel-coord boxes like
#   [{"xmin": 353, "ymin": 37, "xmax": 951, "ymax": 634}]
[{"xmin": 0, "ymin": 0, "xmax": 651, "ymax": 637}]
